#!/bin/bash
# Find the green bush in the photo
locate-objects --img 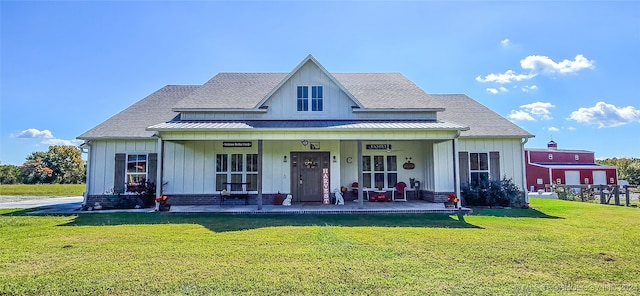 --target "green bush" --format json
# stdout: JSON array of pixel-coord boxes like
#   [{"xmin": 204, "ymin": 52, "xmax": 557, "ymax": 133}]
[{"xmin": 461, "ymin": 177, "xmax": 523, "ymax": 207}]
